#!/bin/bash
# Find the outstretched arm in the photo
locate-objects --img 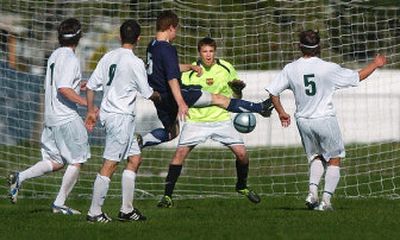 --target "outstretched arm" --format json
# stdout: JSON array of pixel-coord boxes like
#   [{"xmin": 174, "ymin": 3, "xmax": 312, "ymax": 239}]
[
  {"xmin": 359, "ymin": 54, "xmax": 387, "ymax": 81},
  {"xmin": 270, "ymin": 94, "xmax": 291, "ymax": 128}
]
